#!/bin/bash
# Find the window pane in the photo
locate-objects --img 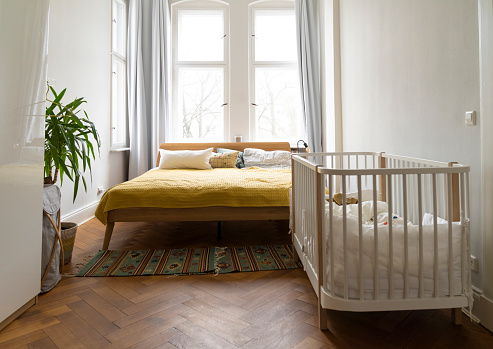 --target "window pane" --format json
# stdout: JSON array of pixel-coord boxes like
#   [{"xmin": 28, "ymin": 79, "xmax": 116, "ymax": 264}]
[
  {"xmin": 254, "ymin": 67, "xmax": 302, "ymax": 140},
  {"xmin": 254, "ymin": 10, "xmax": 296, "ymax": 62},
  {"xmin": 112, "ymin": 59, "xmax": 127, "ymax": 146},
  {"xmin": 178, "ymin": 10, "xmax": 224, "ymax": 61},
  {"xmin": 112, "ymin": 0, "xmax": 126, "ymax": 56},
  {"xmin": 175, "ymin": 67, "xmax": 224, "ymax": 141}
]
